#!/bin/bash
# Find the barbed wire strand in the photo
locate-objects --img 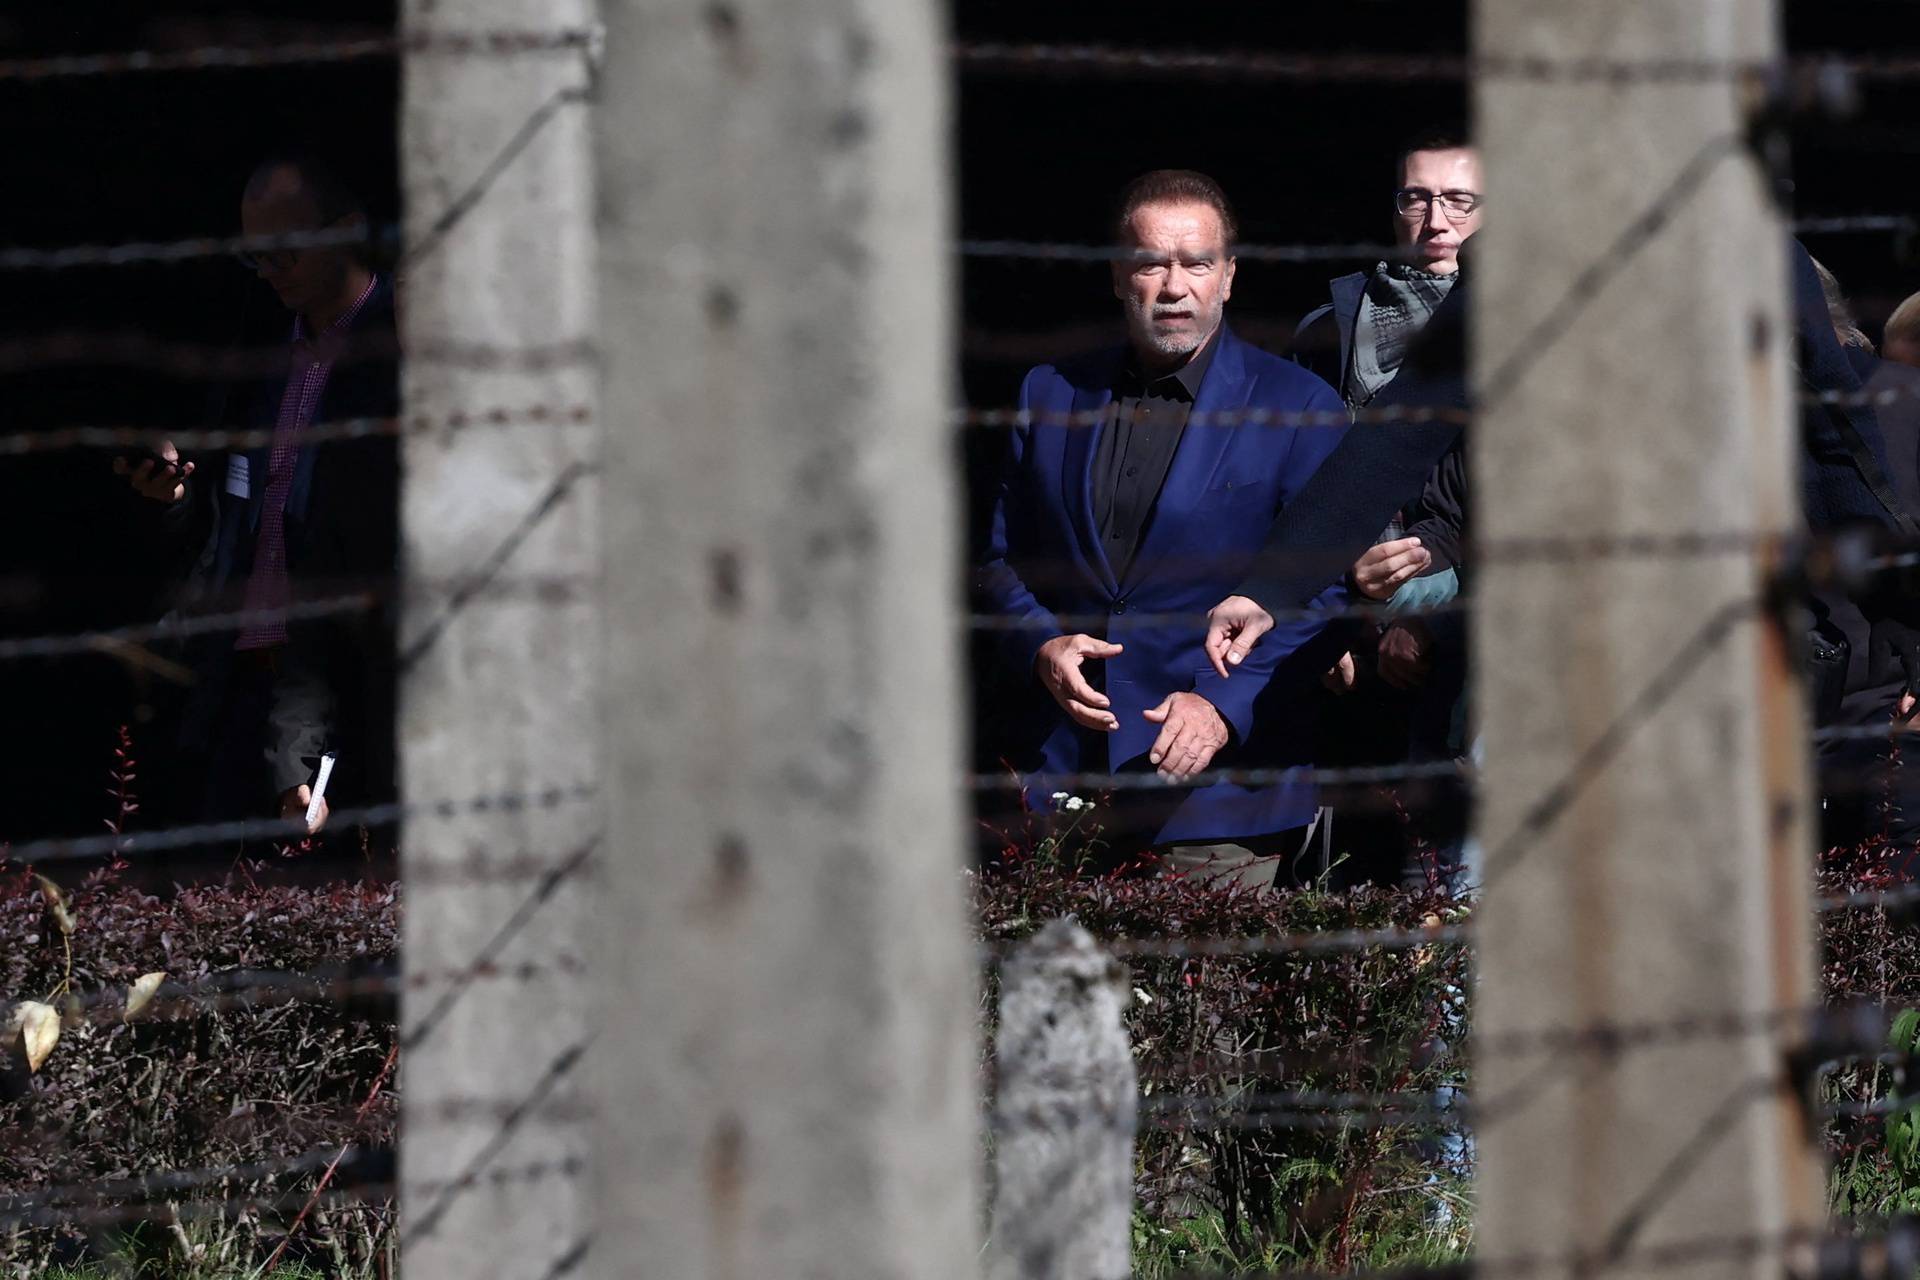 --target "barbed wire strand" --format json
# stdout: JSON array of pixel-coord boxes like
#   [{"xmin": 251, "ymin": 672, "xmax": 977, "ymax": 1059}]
[
  {"xmin": 0, "ymin": 403, "xmax": 595, "ymax": 460},
  {"xmin": 5, "ymin": 34, "xmax": 1919, "ymax": 90},
  {"xmin": 46, "ymin": 948, "xmax": 588, "ymax": 1021},
  {"xmin": 957, "ymin": 217, "xmax": 1902, "ymax": 269},
  {"xmin": 1476, "ymin": 595, "xmax": 1761, "ymax": 889},
  {"xmin": 0, "ymin": 329, "xmax": 593, "ymax": 380},
  {"xmin": 396, "ymin": 459, "xmax": 598, "ymax": 674},
  {"xmin": 954, "ymin": 41, "xmax": 1920, "ymax": 85},
  {"xmin": 0, "ymin": 1154, "xmax": 583, "ymax": 1234},
  {"xmin": 0, "ymin": 28, "xmax": 598, "ymax": 85},
  {"xmin": 402, "ymin": 1038, "xmax": 591, "ymax": 1244},
  {"xmin": 0, "ymin": 783, "xmax": 595, "ymax": 866},
  {"xmin": 16, "ymin": 382, "xmax": 1920, "ymax": 466},
  {"xmin": 399, "ymin": 838, "xmax": 599, "ymax": 1052}
]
